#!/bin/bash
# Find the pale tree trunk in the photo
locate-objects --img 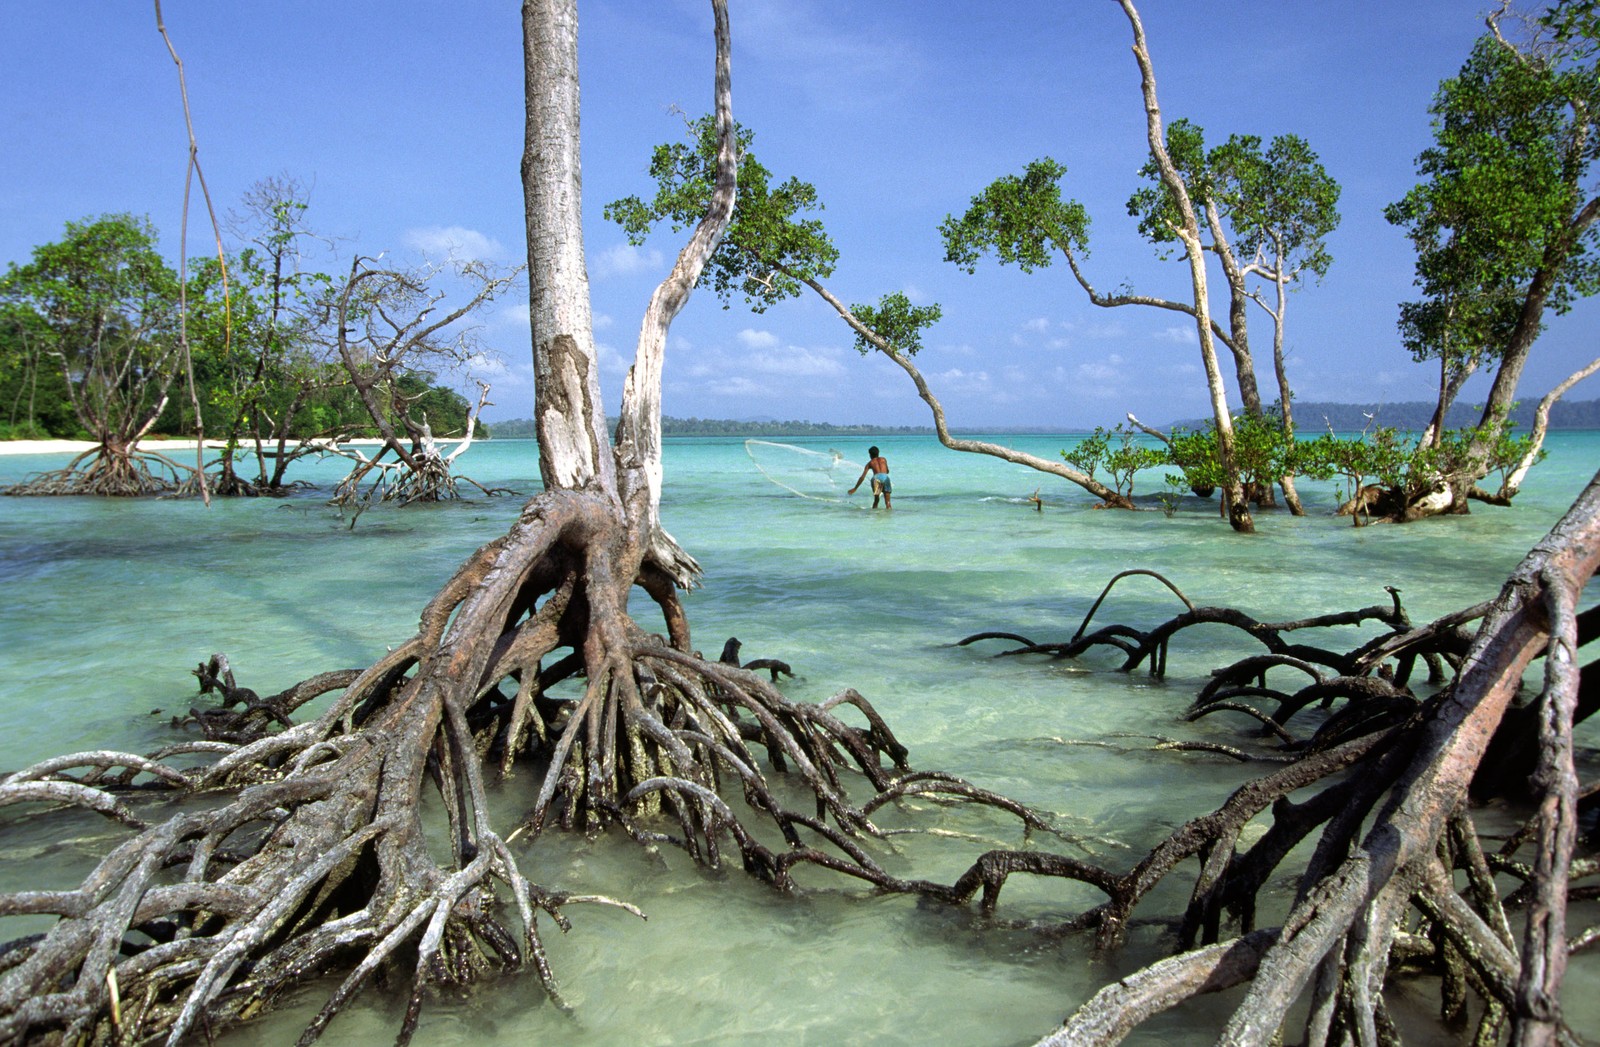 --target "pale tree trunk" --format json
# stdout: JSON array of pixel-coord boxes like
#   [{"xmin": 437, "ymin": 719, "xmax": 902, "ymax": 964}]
[
  {"xmin": 1117, "ymin": 0, "xmax": 1252, "ymax": 533},
  {"xmin": 524, "ymin": 0, "xmax": 617, "ymax": 499},
  {"xmin": 1202, "ymin": 199, "xmax": 1265, "ymax": 420},
  {"xmin": 1203, "ymin": 200, "xmax": 1276, "ymax": 510},
  {"xmin": 1471, "ymin": 189, "xmax": 1599, "ymax": 444},
  {"xmin": 1260, "ymin": 266, "xmax": 1305, "ymax": 514},
  {"xmin": 615, "ymin": 2, "xmax": 736, "ymax": 587},
  {"xmin": 1495, "ymin": 355, "xmax": 1600, "ymax": 499}
]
